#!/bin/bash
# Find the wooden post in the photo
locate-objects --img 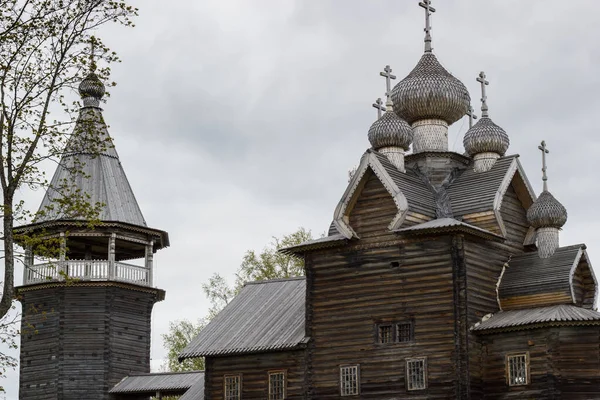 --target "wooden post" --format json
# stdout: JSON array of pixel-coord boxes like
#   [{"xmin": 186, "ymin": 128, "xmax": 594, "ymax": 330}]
[
  {"xmin": 59, "ymin": 232, "xmax": 66, "ymax": 280},
  {"xmin": 156, "ymin": 391, "xmax": 162, "ymax": 400},
  {"xmin": 145, "ymin": 239, "xmax": 154, "ymax": 286},
  {"xmin": 23, "ymin": 245, "xmax": 33, "ymax": 284},
  {"xmin": 108, "ymin": 233, "xmax": 116, "ymax": 280}
]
